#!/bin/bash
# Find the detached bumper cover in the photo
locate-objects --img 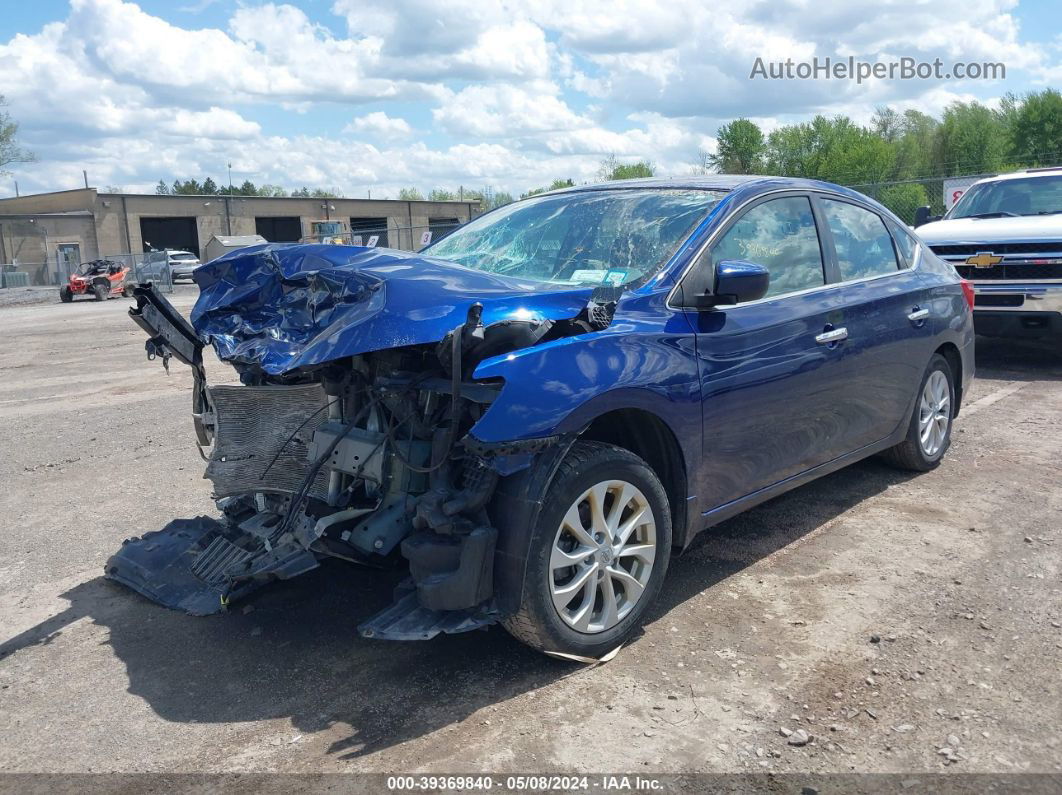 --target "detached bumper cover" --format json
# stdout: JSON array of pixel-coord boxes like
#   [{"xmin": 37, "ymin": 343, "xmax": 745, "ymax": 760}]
[
  {"xmin": 104, "ymin": 516, "xmax": 320, "ymax": 615},
  {"xmin": 105, "ymin": 517, "xmax": 252, "ymax": 616}
]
